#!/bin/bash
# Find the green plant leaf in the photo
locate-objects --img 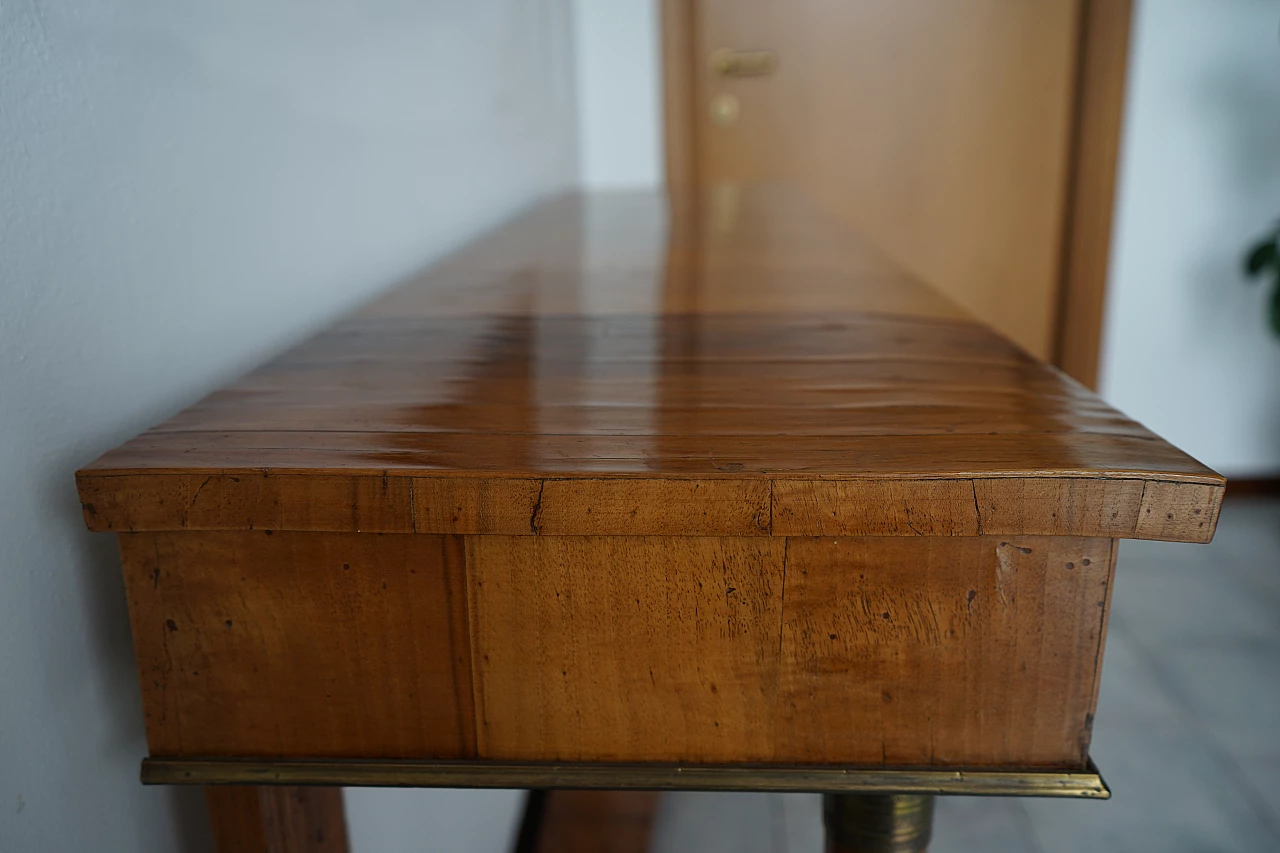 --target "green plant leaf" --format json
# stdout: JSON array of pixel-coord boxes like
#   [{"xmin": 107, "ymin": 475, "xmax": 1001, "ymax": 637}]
[{"xmin": 1245, "ymin": 239, "xmax": 1278, "ymax": 277}]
